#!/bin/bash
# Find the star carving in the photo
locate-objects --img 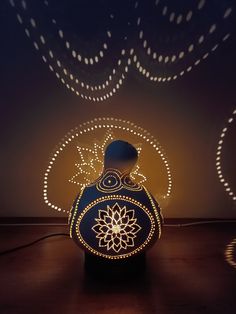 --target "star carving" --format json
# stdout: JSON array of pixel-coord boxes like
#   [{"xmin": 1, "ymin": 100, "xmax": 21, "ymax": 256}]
[{"xmin": 69, "ymin": 129, "xmax": 146, "ymax": 187}]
